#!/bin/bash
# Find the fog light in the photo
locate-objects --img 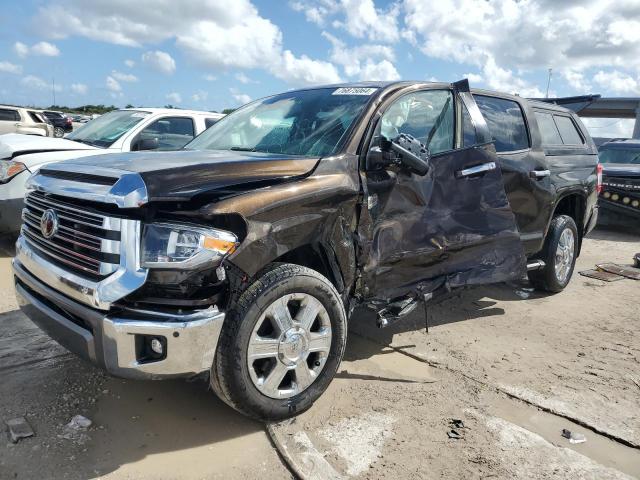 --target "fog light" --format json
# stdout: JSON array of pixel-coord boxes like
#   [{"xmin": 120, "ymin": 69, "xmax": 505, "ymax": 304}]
[
  {"xmin": 623, "ymin": 197, "xmax": 631, "ymax": 204},
  {"xmin": 633, "ymin": 200, "xmax": 640, "ymax": 208},
  {"xmin": 603, "ymin": 191, "xmax": 611, "ymax": 198},
  {"xmin": 611, "ymin": 193, "xmax": 619, "ymax": 201},
  {"xmin": 150, "ymin": 338, "xmax": 164, "ymax": 355}
]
